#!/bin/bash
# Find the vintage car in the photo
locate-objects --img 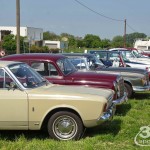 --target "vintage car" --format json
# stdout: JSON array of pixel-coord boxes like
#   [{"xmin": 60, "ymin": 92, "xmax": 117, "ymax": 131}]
[
  {"xmin": 109, "ymin": 48, "xmax": 150, "ymax": 66},
  {"xmin": 89, "ymin": 50, "xmax": 150, "ymax": 77},
  {"xmin": 129, "ymin": 49, "xmax": 149, "ymax": 58},
  {"xmin": 140, "ymin": 50, "xmax": 150, "ymax": 57},
  {"xmin": 63, "ymin": 53, "xmax": 150, "ymax": 98},
  {"xmin": 0, "ymin": 53, "xmax": 127, "ymax": 104},
  {"xmin": 0, "ymin": 61, "xmax": 116, "ymax": 140}
]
